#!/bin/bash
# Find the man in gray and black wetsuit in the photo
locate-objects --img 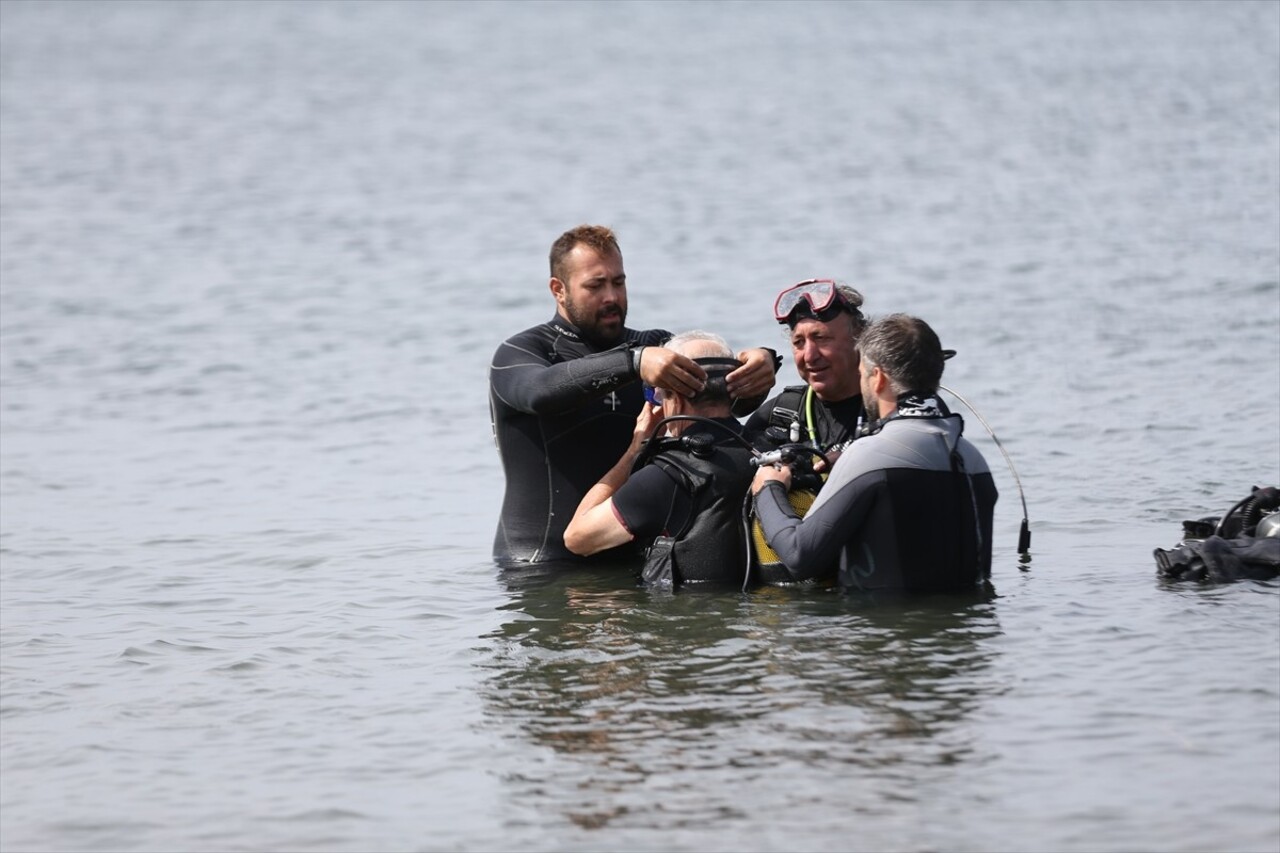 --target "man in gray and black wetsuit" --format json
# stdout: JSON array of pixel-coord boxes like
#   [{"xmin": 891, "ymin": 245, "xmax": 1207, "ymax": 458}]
[{"xmin": 751, "ymin": 314, "xmax": 997, "ymax": 593}]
